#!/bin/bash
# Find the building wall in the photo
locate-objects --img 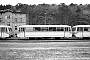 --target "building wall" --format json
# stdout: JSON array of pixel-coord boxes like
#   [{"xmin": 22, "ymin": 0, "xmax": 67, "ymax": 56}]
[
  {"xmin": 0, "ymin": 10, "xmax": 27, "ymax": 36},
  {"xmin": 12, "ymin": 13, "xmax": 26, "ymax": 35}
]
